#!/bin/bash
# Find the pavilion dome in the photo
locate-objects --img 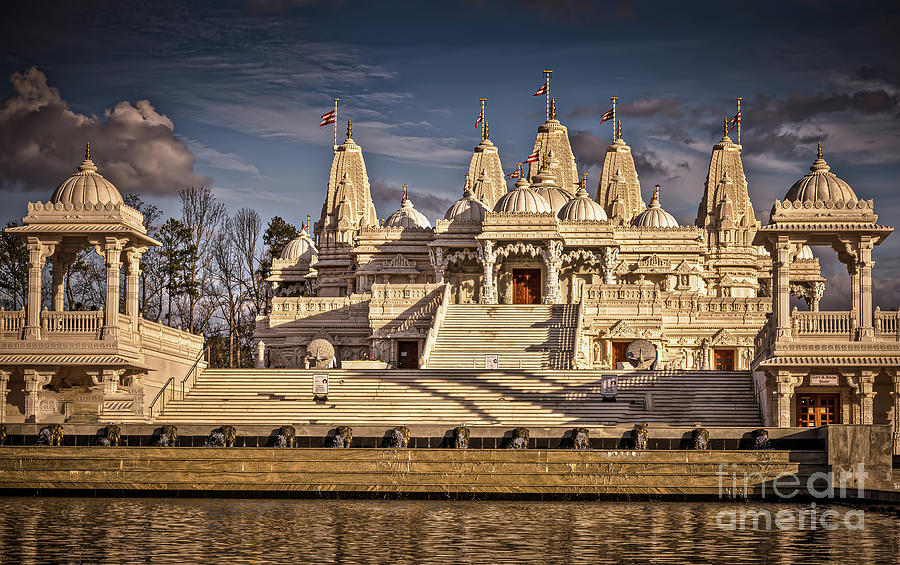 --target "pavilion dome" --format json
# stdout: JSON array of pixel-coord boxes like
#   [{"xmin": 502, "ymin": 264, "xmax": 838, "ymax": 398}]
[
  {"xmin": 281, "ymin": 225, "xmax": 318, "ymax": 262},
  {"xmin": 558, "ymin": 182, "xmax": 607, "ymax": 221},
  {"xmin": 444, "ymin": 179, "xmax": 489, "ymax": 223},
  {"xmin": 633, "ymin": 186, "xmax": 679, "ymax": 228},
  {"xmin": 531, "ymin": 150, "xmax": 573, "ymax": 213},
  {"xmin": 50, "ymin": 144, "xmax": 124, "ymax": 206},
  {"xmin": 783, "ymin": 143, "xmax": 857, "ymax": 203},
  {"xmin": 384, "ymin": 189, "xmax": 431, "ymax": 229},
  {"xmin": 493, "ymin": 176, "xmax": 552, "ymax": 214}
]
